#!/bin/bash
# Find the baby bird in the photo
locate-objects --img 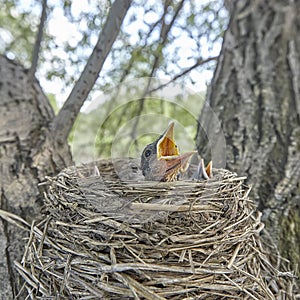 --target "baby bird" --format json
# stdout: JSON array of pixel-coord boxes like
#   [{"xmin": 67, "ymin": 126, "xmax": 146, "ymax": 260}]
[{"xmin": 141, "ymin": 122, "xmax": 212, "ymax": 182}]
